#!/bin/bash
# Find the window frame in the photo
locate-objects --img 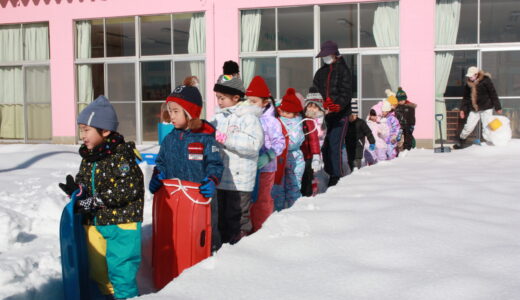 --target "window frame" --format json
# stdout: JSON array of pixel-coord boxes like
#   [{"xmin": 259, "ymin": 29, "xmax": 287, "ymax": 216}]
[
  {"xmin": 74, "ymin": 14, "xmax": 206, "ymax": 144},
  {"xmin": 239, "ymin": 3, "xmax": 400, "ymax": 118},
  {"xmin": 0, "ymin": 22, "xmax": 52, "ymax": 143}
]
